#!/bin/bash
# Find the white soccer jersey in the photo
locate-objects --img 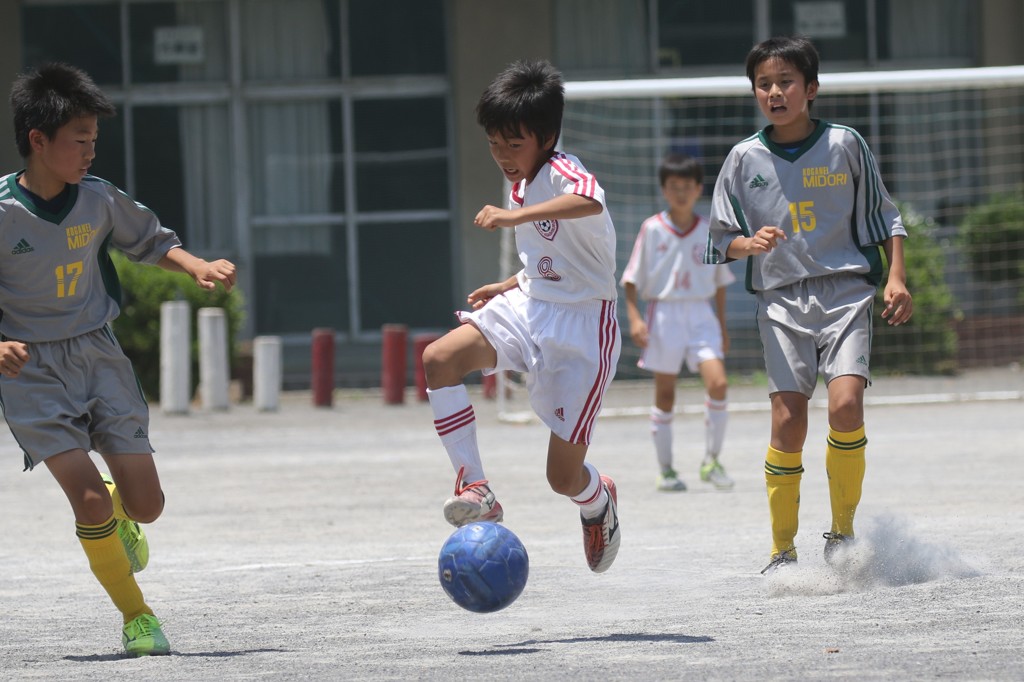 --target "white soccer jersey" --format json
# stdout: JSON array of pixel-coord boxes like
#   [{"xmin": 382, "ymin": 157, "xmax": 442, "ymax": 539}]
[
  {"xmin": 706, "ymin": 120, "xmax": 906, "ymax": 292},
  {"xmin": 621, "ymin": 211, "xmax": 735, "ymax": 301},
  {"xmin": 510, "ymin": 152, "xmax": 617, "ymax": 303},
  {"xmin": 0, "ymin": 173, "xmax": 181, "ymax": 342}
]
